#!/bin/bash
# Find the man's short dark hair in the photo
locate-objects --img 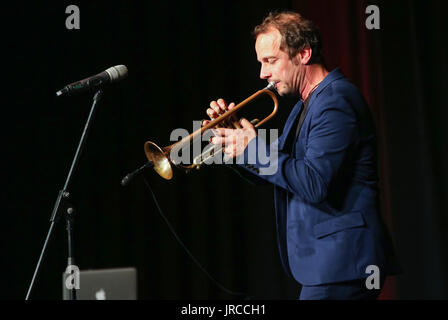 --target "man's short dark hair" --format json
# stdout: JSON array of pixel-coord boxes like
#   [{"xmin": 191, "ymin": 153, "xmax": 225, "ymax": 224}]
[{"xmin": 253, "ymin": 11, "xmax": 323, "ymax": 65}]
